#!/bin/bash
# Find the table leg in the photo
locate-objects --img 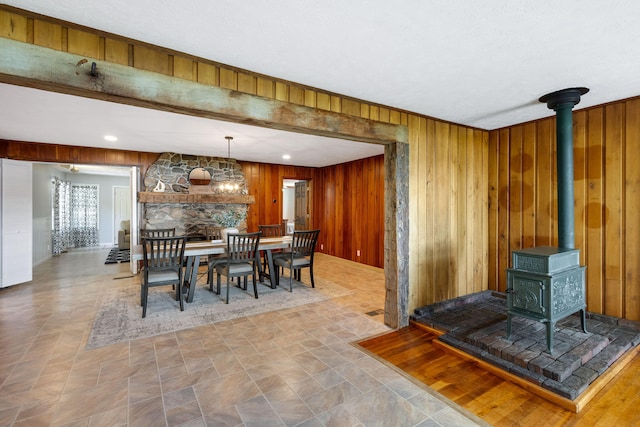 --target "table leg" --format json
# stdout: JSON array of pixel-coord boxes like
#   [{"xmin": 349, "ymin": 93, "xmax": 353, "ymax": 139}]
[
  {"xmin": 265, "ymin": 249, "xmax": 276, "ymax": 289},
  {"xmin": 258, "ymin": 251, "xmax": 265, "ymax": 283},
  {"xmin": 183, "ymin": 255, "xmax": 200, "ymax": 303},
  {"xmin": 256, "ymin": 250, "xmax": 277, "ymax": 289}
]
